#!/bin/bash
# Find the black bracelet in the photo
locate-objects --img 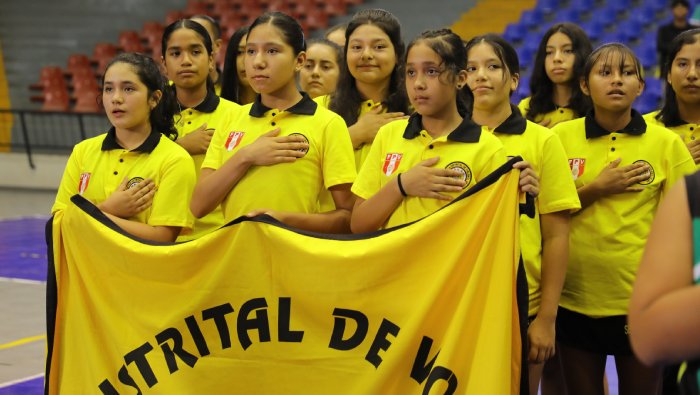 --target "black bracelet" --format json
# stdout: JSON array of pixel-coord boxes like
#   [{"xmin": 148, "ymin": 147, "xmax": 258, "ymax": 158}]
[{"xmin": 397, "ymin": 173, "xmax": 408, "ymax": 197}]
